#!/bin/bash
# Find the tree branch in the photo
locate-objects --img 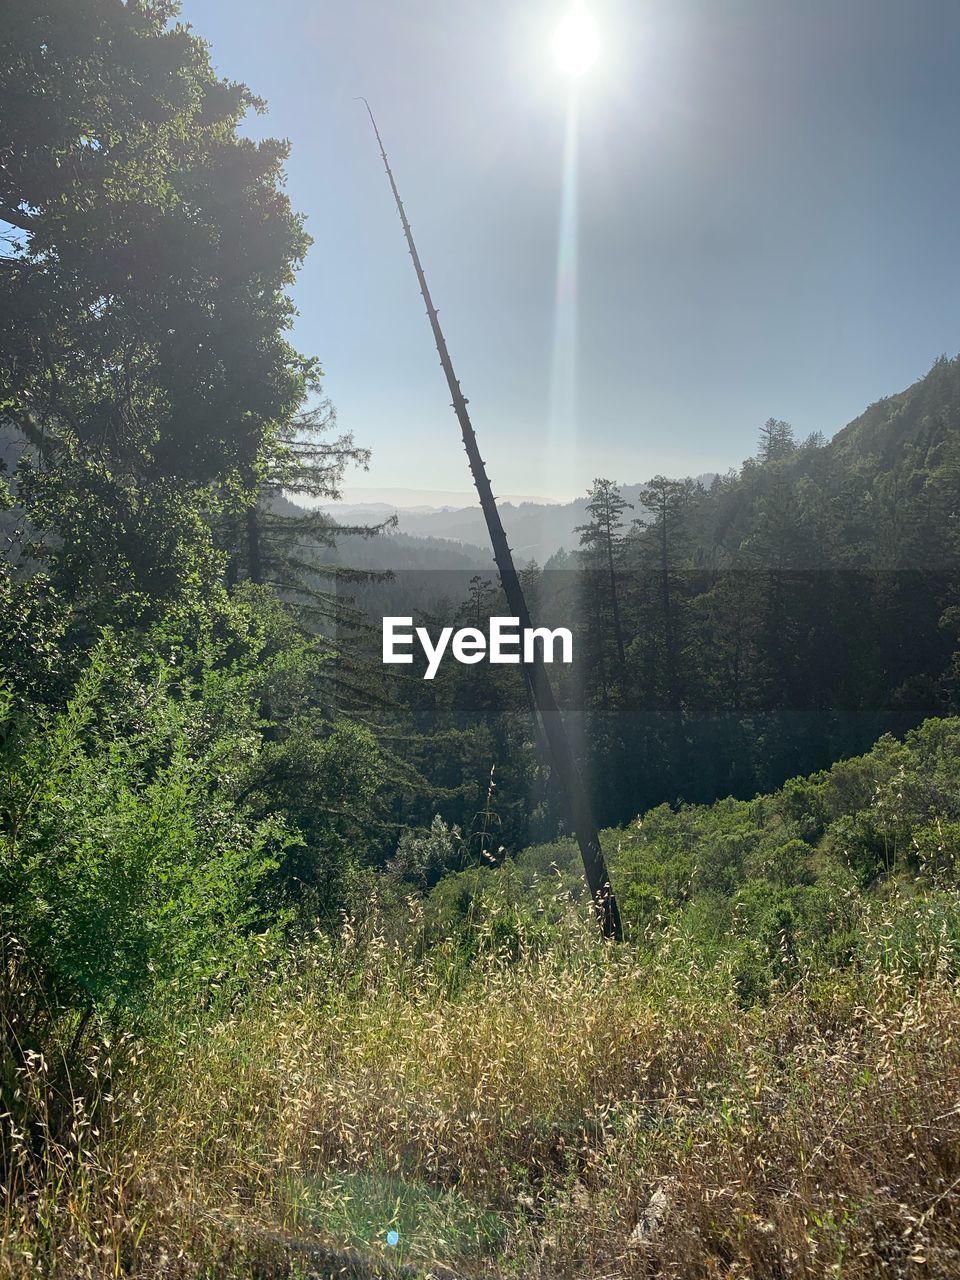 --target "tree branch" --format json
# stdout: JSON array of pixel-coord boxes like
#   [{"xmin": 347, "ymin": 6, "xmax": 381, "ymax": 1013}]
[{"xmin": 0, "ymin": 207, "xmax": 36, "ymax": 234}]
